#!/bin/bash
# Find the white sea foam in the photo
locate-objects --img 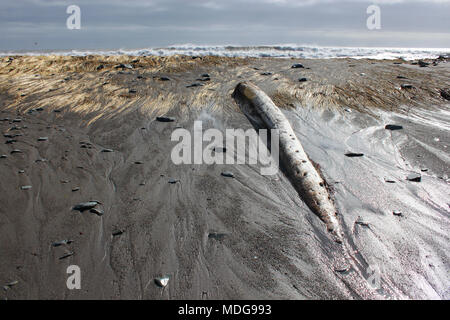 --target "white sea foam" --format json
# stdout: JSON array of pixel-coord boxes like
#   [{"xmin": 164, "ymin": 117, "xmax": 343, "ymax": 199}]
[{"xmin": 1, "ymin": 44, "xmax": 449, "ymax": 60}]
